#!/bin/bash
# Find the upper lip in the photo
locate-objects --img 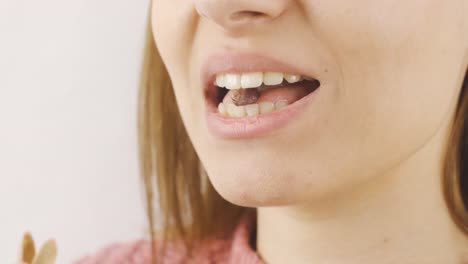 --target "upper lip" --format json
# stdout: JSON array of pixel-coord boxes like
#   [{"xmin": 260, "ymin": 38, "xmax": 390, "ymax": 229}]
[{"xmin": 200, "ymin": 51, "xmax": 318, "ymax": 99}]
